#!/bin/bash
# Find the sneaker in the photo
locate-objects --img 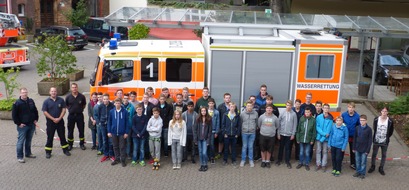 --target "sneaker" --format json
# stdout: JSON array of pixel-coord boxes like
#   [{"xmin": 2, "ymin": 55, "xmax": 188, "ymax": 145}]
[
  {"xmin": 315, "ymin": 165, "xmax": 321, "ymax": 171},
  {"xmin": 353, "ymin": 172, "xmax": 361, "ymax": 177},
  {"xmin": 198, "ymin": 166, "xmax": 204, "ymax": 171},
  {"xmin": 139, "ymin": 161, "xmax": 146, "ymax": 166},
  {"xmin": 211, "ymin": 159, "xmax": 215, "ymax": 164},
  {"xmin": 121, "ymin": 161, "xmax": 126, "ymax": 167},
  {"xmin": 332, "ymin": 170, "xmax": 337, "ymax": 175},
  {"xmin": 305, "ymin": 165, "xmax": 310, "ymax": 171},
  {"xmin": 67, "ymin": 145, "xmax": 73, "ymax": 151},
  {"xmin": 275, "ymin": 161, "xmax": 281, "ymax": 166},
  {"xmin": 131, "ymin": 161, "xmax": 137, "ymax": 166},
  {"xmin": 111, "ymin": 160, "xmax": 119, "ymax": 166},
  {"xmin": 164, "ymin": 153, "xmax": 169, "ymax": 158},
  {"xmin": 296, "ymin": 164, "xmax": 303, "ymax": 169},
  {"xmin": 91, "ymin": 146, "xmax": 97, "ymax": 150},
  {"xmin": 176, "ymin": 164, "xmax": 181, "ymax": 169},
  {"xmin": 232, "ymin": 161, "xmax": 237, "ymax": 166},
  {"xmin": 80, "ymin": 145, "xmax": 86, "ymax": 150},
  {"xmin": 240, "ymin": 160, "xmax": 245, "ymax": 167},
  {"xmin": 18, "ymin": 158, "xmax": 25, "ymax": 163},
  {"xmin": 350, "ymin": 164, "xmax": 356, "ymax": 170},
  {"xmin": 100, "ymin": 156, "xmax": 109, "ymax": 162},
  {"xmin": 322, "ymin": 166, "xmax": 327, "ymax": 173},
  {"xmin": 222, "ymin": 161, "xmax": 228, "ymax": 166},
  {"xmin": 26, "ymin": 154, "xmax": 36, "ymax": 158},
  {"xmin": 204, "ymin": 165, "xmax": 208, "ymax": 171},
  {"xmin": 335, "ymin": 171, "xmax": 340, "ymax": 177},
  {"xmin": 46, "ymin": 153, "xmax": 51, "ymax": 159},
  {"xmin": 266, "ymin": 162, "xmax": 271, "ymax": 168},
  {"xmin": 191, "ymin": 159, "xmax": 196, "ymax": 164},
  {"xmin": 97, "ymin": 151, "xmax": 102, "ymax": 155},
  {"xmin": 110, "ymin": 156, "xmax": 116, "ymax": 162},
  {"xmin": 215, "ymin": 154, "xmax": 221, "ymax": 160},
  {"xmin": 261, "ymin": 162, "xmax": 266, "ymax": 168},
  {"xmin": 286, "ymin": 163, "xmax": 292, "ymax": 169},
  {"xmin": 250, "ymin": 161, "xmax": 255, "ymax": 168},
  {"xmin": 173, "ymin": 164, "xmax": 177, "ymax": 170},
  {"xmin": 358, "ymin": 175, "xmax": 365, "ymax": 179}
]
